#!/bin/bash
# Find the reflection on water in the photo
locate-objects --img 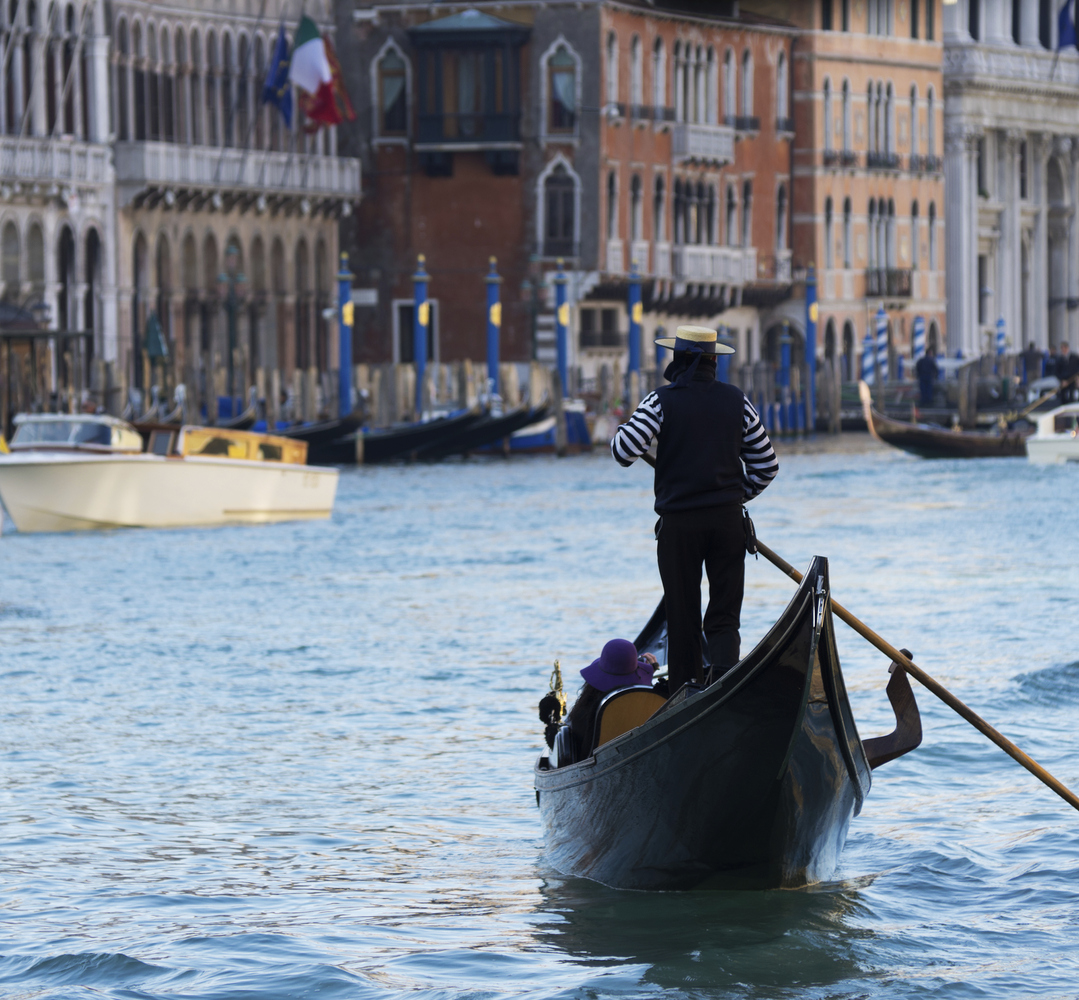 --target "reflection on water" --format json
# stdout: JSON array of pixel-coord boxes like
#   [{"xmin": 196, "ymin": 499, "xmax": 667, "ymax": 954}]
[{"xmin": 1, "ymin": 448, "xmax": 1079, "ymax": 999}]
